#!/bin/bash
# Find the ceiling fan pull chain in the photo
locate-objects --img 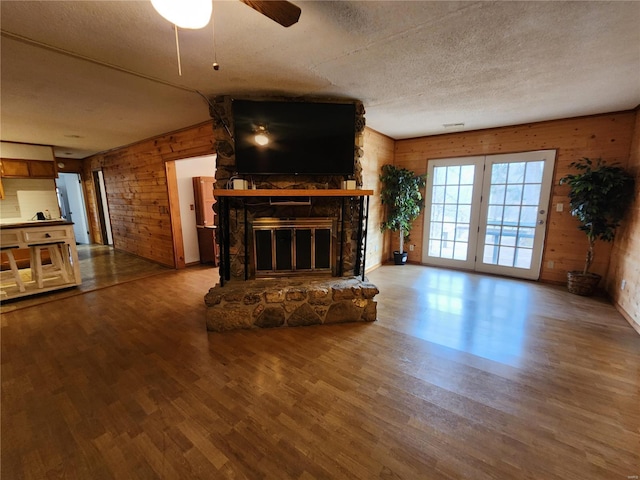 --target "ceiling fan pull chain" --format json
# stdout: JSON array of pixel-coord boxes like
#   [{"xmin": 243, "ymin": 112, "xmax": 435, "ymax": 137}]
[
  {"xmin": 174, "ymin": 24, "xmax": 182, "ymax": 76},
  {"xmin": 212, "ymin": 2, "xmax": 219, "ymax": 70}
]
